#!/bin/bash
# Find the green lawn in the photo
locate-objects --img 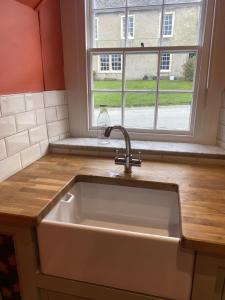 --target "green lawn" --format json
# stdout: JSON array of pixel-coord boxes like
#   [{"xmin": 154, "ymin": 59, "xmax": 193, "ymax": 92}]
[{"xmin": 94, "ymin": 80, "xmax": 193, "ymax": 108}]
